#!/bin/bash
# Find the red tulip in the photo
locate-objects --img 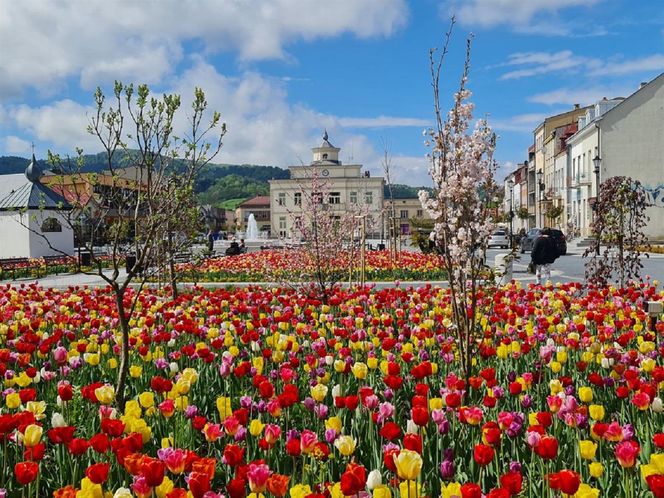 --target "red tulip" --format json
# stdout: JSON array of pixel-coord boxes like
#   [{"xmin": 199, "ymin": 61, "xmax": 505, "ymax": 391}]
[
  {"xmin": 411, "ymin": 406, "xmax": 429, "ymax": 426},
  {"xmin": 646, "ymin": 475, "xmax": 664, "ymax": 498},
  {"xmin": 379, "ymin": 421, "xmax": 402, "ymax": 441},
  {"xmin": 403, "ymin": 433, "xmax": 423, "ymax": 454},
  {"xmin": 460, "ymin": 482, "xmax": 482, "ymax": 498},
  {"xmin": 500, "ymin": 471, "xmax": 522, "ymax": 496},
  {"xmin": 535, "ymin": 436, "xmax": 558, "ymax": 460},
  {"xmin": 85, "ymin": 462, "xmax": 110, "ymax": 484},
  {"xmin": 654, "ymin": 433, "xmax": 664, "ymax": 449},
  {"xmin": 141, "ymin": 457, "xmax": 165, "ymax": 487},
  {"xmin": 548, "ymin": 470, "xmax": 580, "ymax": 495},
  {"xmin": 615, "ymin": 440, "xmax": 640, "ymax": 468},
  {"xmin": 15, "ymin": 461, "xmax": 39, "ymax": 485},
  {"xmin": 223, "ymin": 444, "xmax": 245, "ymax": 467},
  {"xmin": 226, "ymin": 477, "xmax": 246, "ymax": 498},
  {"xmin": 340, "ymin": 463, "xmax": 367, "ymax": 496},
  {"xmin": 473, "ymin": 444, "xmax": 495, "ymax": 466},
  {"xmin": 188, "ymin": 471, "xmax": 211, "ymax": 498},
  {"xmin": 445, "ymin": 392, "xmax": 461, "ymax": 408}
]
